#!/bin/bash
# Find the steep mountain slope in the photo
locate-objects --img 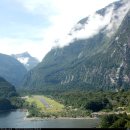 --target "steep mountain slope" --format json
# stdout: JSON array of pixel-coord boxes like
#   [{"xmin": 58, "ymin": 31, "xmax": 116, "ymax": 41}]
[
  {"xmin": 0, "ymin": 53, "xmax": 27, "ymax": 86},
  {"xmin": 0, "ymin": 77, "xmax": 17, "ymax": 98},
  {"xmin": 23, "ymin": 0, "xmax": 130, "ymax": 92},
  {"xmin": 12, "ymin": 52, "xmax": 39, "ymax": 71},
  {"xmin": 0, "ymin": 77, "xmax": 17, "ymax": 110}
]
